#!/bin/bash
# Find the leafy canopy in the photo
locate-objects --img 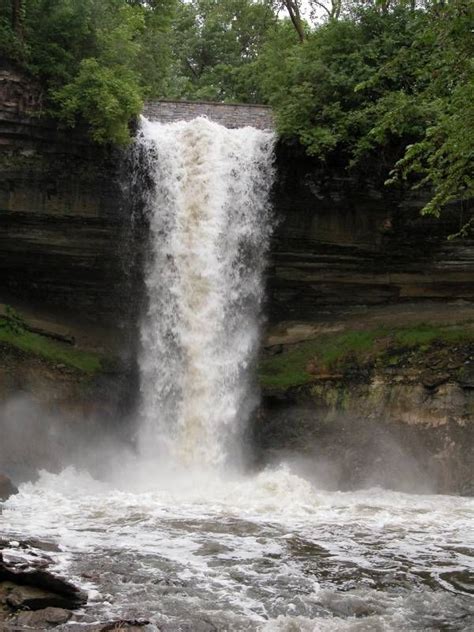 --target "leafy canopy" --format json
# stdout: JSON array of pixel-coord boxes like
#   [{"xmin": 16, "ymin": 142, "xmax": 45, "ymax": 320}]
[{"xmin": 0, "ymin": 0, "xmax": 472, "ymax": 225}]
